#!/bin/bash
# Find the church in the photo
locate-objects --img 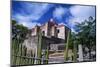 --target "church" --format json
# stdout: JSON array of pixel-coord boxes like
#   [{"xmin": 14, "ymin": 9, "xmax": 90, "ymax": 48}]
[
  {"xmin": 30, "ymin": 18, "xmax": 70, "ymax": 51},
  {"xmin": 22, "ymin": 18, "xmax": 71, "ymax": 63}
]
